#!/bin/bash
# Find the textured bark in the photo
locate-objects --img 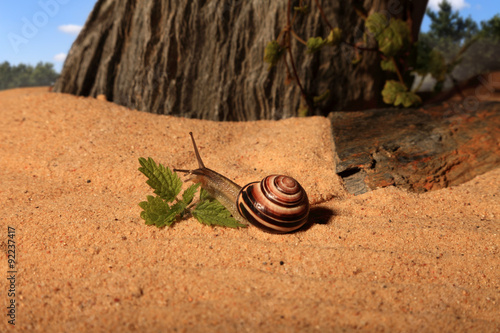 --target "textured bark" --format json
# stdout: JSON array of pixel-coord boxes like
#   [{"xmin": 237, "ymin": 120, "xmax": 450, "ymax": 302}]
[
  {"xmin": 53, "ymin": 0, "xmax": 427, "ymax": 121},
  {"xmin": 330, "ymin": 102, "xmax": 500, "ymax": 195}
]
